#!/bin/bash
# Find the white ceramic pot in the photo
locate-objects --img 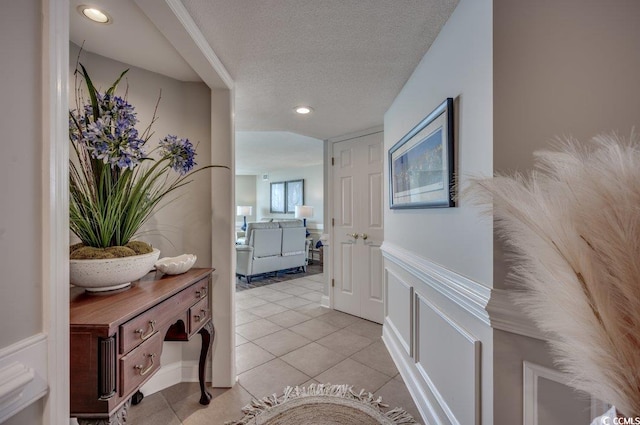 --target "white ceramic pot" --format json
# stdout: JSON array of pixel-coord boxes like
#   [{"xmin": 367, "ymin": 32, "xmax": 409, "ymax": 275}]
[{"xmin": 70, "ymin": 248, "xmax": 161, "ymax": 292}]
